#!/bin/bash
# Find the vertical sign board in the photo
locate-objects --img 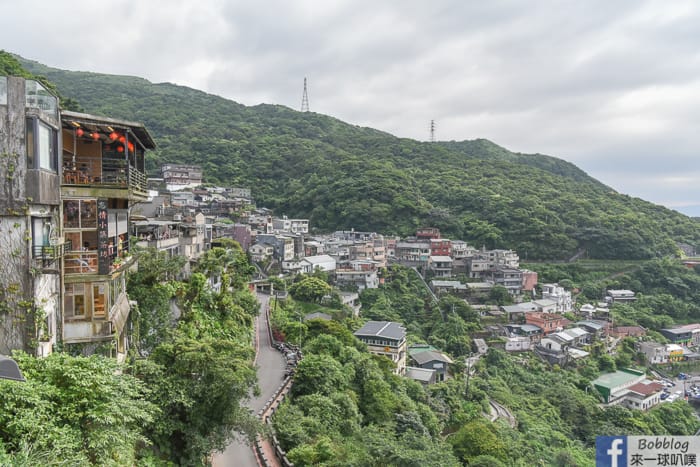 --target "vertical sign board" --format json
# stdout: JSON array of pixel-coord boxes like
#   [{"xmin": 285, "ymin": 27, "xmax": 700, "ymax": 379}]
[{"xmin": 96, "ymin": 198, "xmax": 109, "ymax": 275}]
